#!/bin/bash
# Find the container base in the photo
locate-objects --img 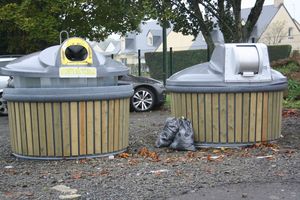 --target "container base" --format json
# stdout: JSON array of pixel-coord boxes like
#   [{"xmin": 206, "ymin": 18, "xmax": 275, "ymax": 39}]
[
  {"xmin": 12, "ymin": 148, "xmax": 127, "ymax": 160},
  {"xmin": 195, "ymin": 143, "xmax": 252, "ymax": 148}
]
